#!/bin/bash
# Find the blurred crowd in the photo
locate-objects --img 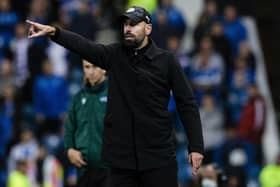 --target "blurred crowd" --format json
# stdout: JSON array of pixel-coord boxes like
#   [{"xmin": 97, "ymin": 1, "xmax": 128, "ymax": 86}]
[{"xmin": 0, "ymin": 0, "xmax": 279, "ymax": 187}]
